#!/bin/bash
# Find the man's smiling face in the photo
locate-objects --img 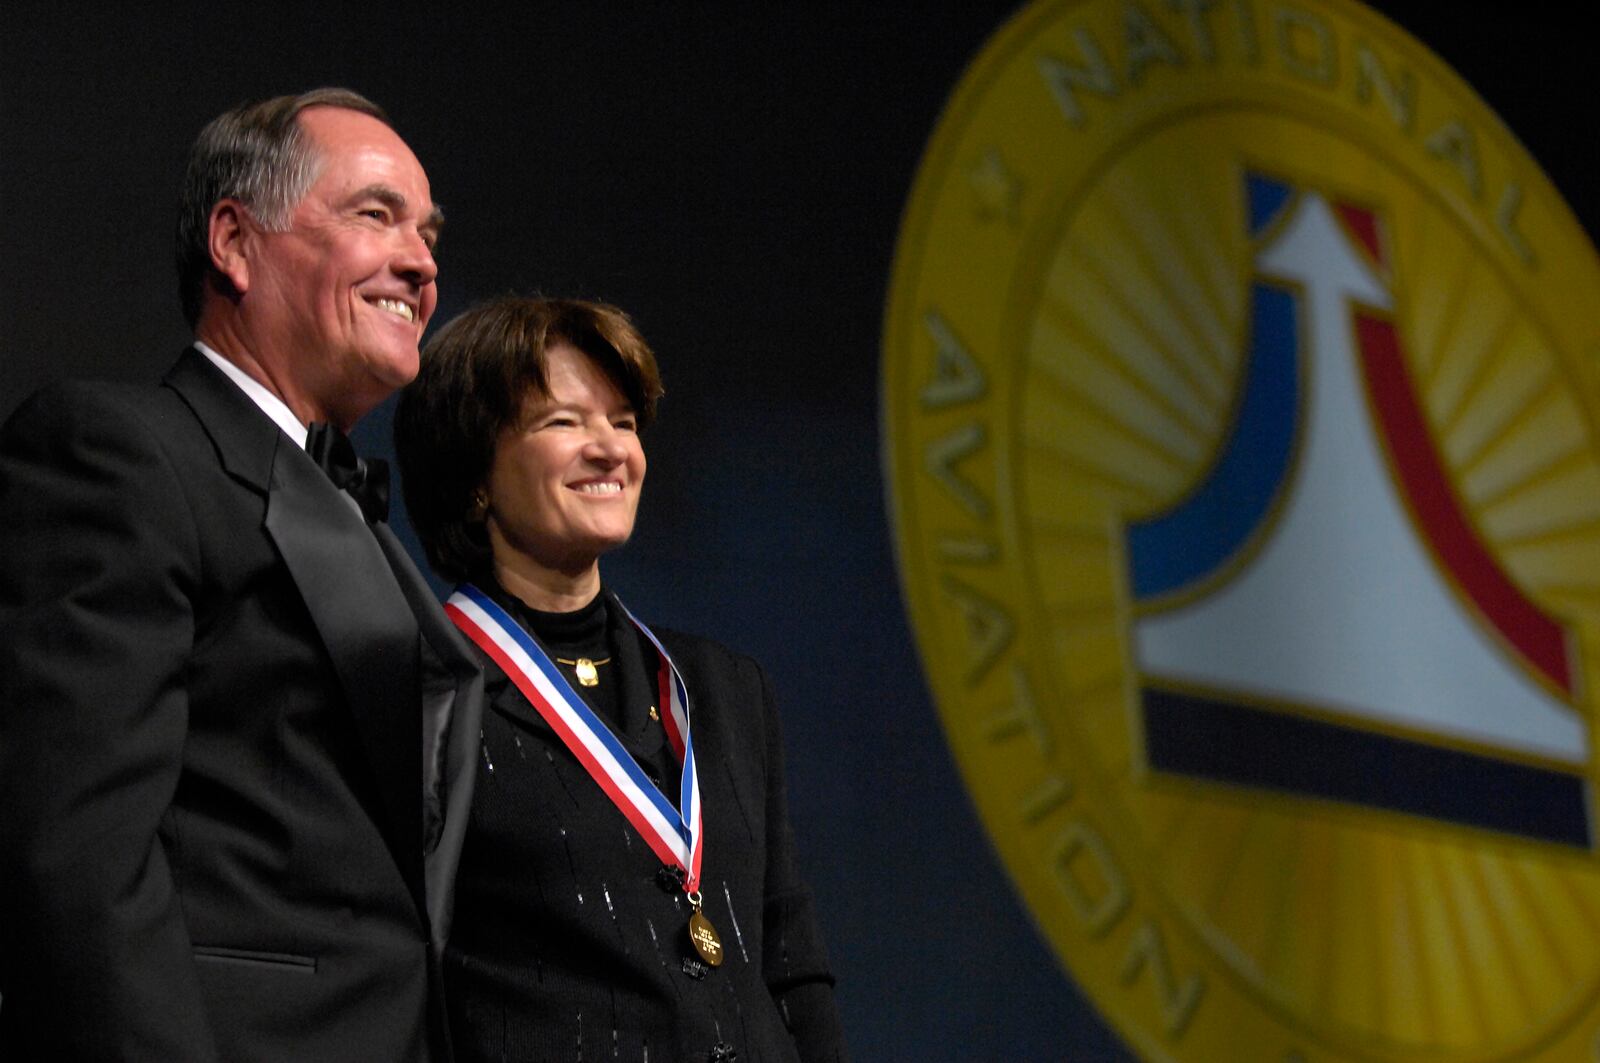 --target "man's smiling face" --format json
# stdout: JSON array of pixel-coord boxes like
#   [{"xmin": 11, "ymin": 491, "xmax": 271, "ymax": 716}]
[{"xmin": 245, "ymin": 105, "xmax": 441, "ymax": 427}]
